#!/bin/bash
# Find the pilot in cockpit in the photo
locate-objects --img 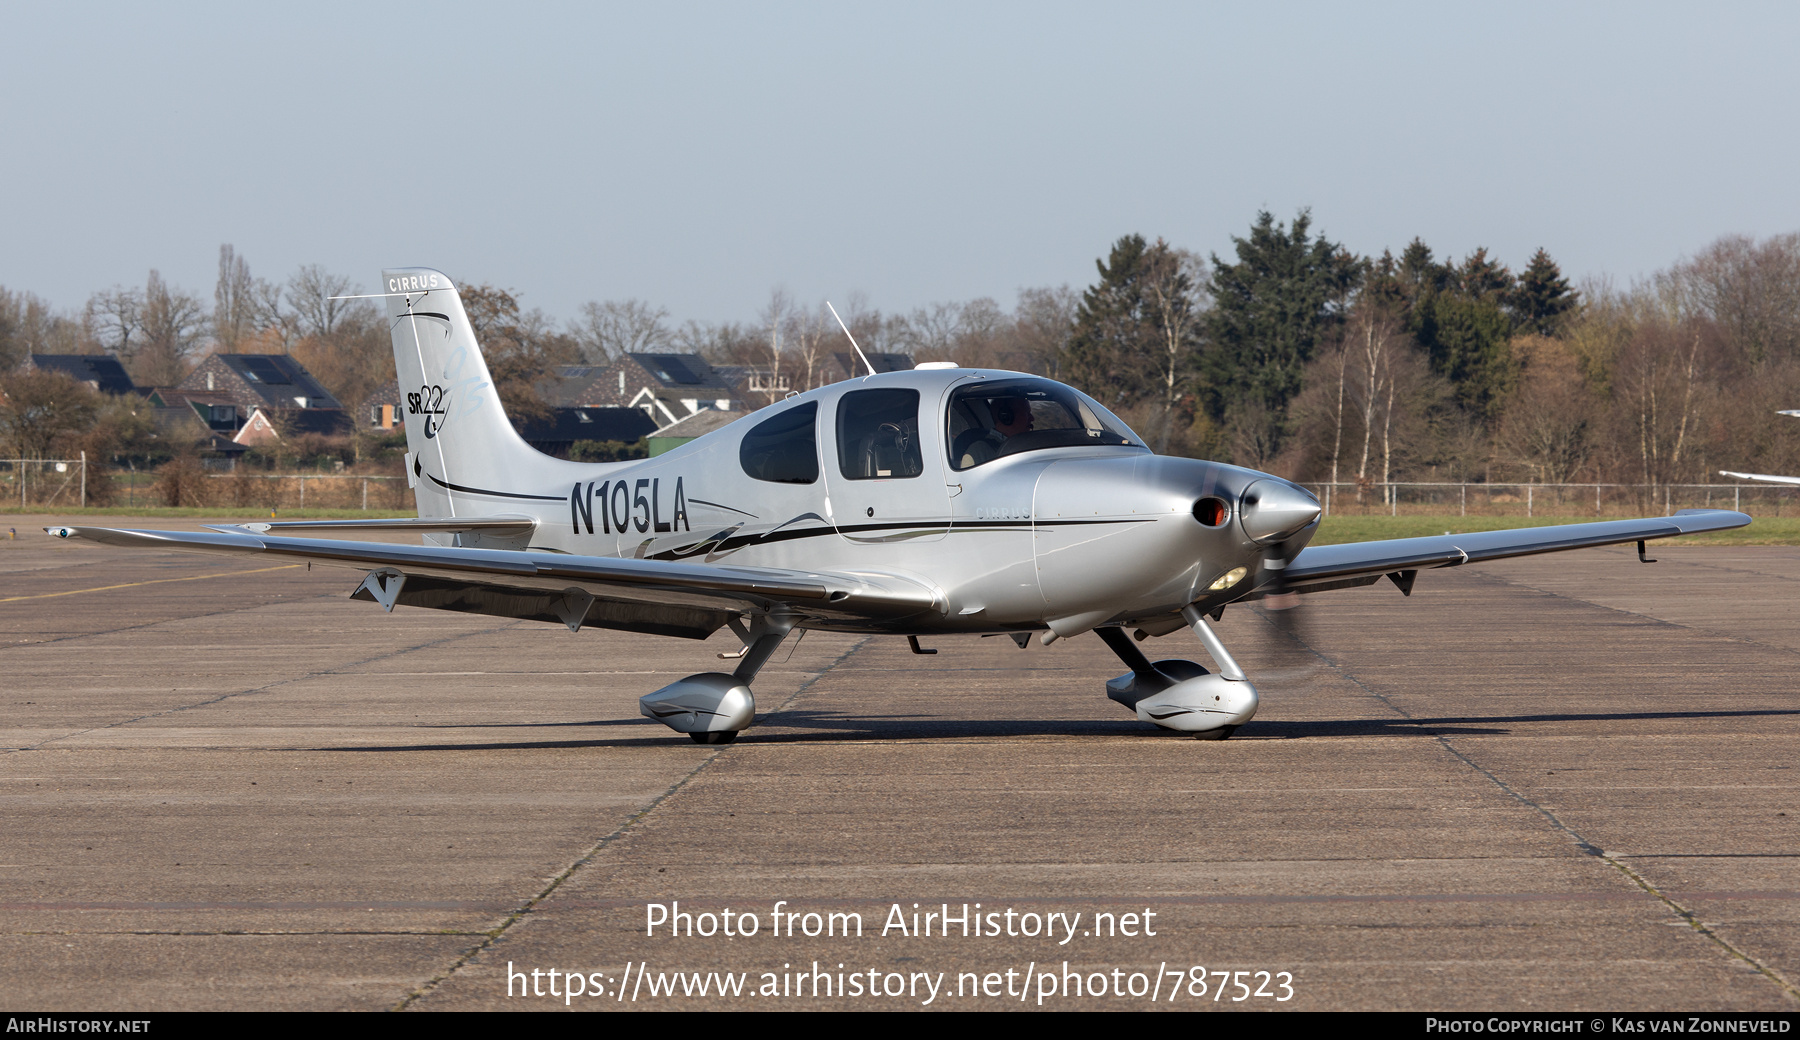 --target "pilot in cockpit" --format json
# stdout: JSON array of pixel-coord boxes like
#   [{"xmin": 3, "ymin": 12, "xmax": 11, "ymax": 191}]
[{"xmin": 956, "ymin": 395, "xmax": 1034, "ymax": 468}]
